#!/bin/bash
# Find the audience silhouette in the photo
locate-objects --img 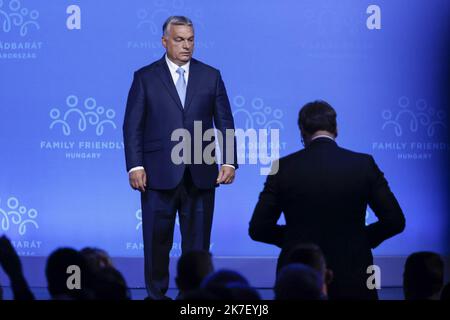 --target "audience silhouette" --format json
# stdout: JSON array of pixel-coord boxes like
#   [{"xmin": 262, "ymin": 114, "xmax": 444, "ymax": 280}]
[
  {"xmin": 403, "ymin": 251, "xmax": 445, "ymax": 300},
  {"xmin": 0, "ymin": 234, "xmax": 448, "ymax": 300}
]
